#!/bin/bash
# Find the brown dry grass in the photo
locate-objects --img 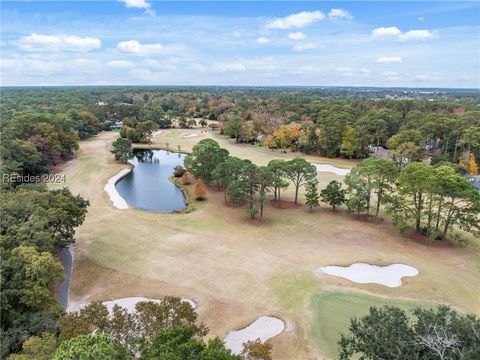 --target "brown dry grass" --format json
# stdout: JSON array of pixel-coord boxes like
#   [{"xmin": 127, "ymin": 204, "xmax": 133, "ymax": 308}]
[{"xmin": 51, "ymin": 131, "xmax": 480, "ymax": 360}]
